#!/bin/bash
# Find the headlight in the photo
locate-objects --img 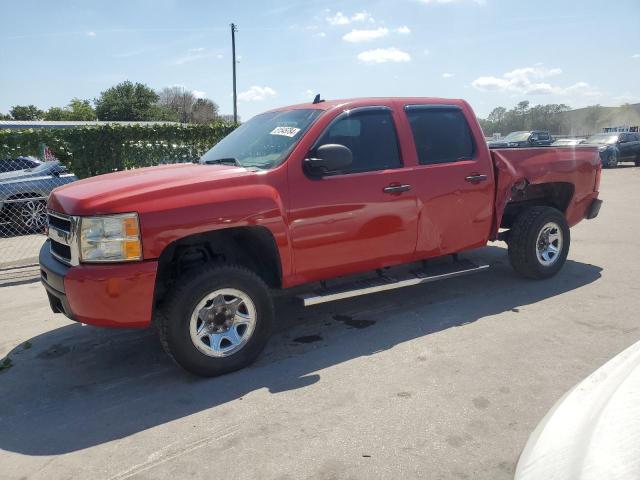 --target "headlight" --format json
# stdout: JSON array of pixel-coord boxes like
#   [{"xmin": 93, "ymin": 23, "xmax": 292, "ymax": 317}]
[{"xmin": 79, "ymin": 213, "xmax": 142, "ymax": 262}]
